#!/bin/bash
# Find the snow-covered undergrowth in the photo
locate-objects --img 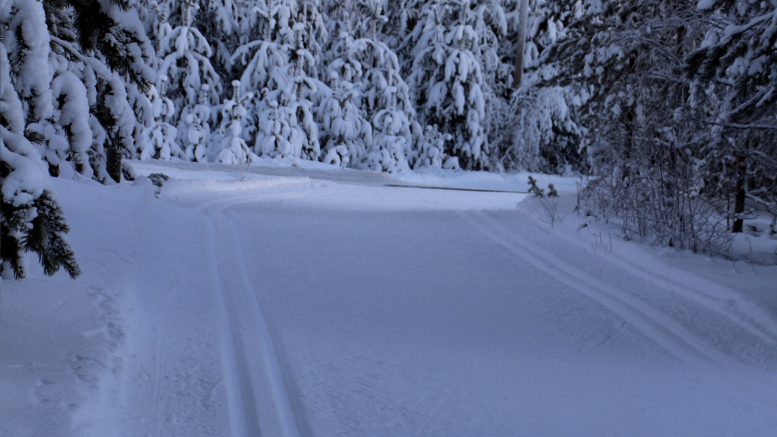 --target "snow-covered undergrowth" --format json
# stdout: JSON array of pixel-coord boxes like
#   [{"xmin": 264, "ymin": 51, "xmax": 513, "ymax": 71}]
[{"xmin": 2, "ymin": 162, "xmax": 777, "ymax": 436}]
